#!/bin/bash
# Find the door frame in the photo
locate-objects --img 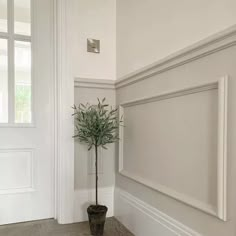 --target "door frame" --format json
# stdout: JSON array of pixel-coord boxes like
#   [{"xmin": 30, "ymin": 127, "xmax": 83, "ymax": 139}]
[{"xmin": 53, "ymin": 0, "xmax": 75, "ymax": 224}]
